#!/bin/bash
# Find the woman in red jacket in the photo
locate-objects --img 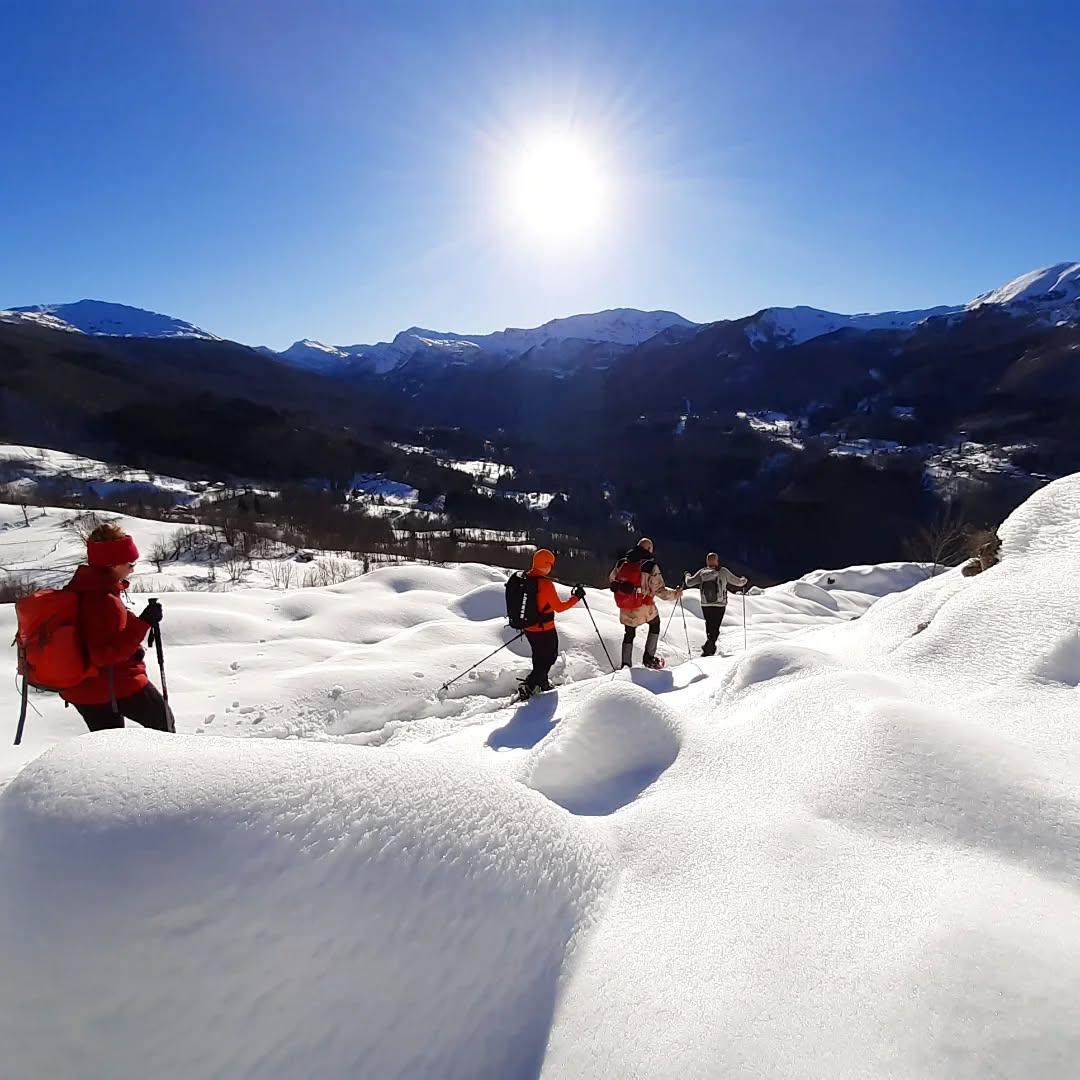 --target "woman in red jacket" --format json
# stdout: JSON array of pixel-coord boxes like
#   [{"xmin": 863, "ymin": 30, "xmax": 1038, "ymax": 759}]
[{"xmin": 61, "ymin": 523, "xmax": 175, "ymax": 732}]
